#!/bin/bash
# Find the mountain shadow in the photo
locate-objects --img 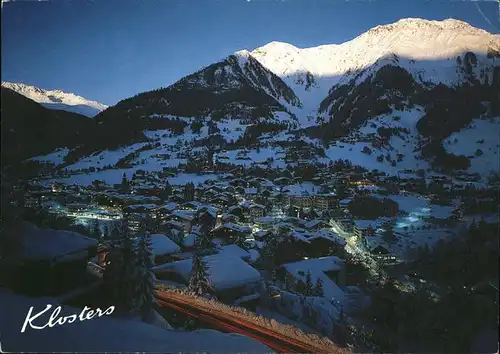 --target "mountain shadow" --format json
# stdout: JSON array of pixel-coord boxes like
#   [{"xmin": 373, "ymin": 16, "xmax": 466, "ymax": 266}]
[
  {"xmin": 303, "ymin": 49, "xmax": 500, "ymax": 172},
  {"xmin": 0, "ymin": 87, "xmax": 94, "ymax": 168}
]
